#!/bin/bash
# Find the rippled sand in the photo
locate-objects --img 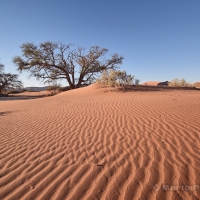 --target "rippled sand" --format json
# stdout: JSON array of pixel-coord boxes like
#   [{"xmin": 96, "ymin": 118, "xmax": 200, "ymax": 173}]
[{"xmin": 0, "ymin": 84, "xmax": 199, "ymax": 200}]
